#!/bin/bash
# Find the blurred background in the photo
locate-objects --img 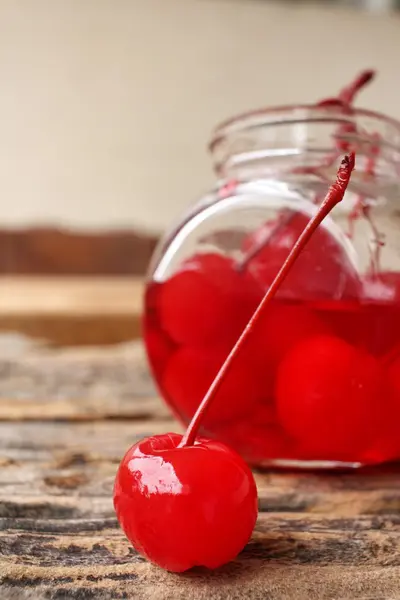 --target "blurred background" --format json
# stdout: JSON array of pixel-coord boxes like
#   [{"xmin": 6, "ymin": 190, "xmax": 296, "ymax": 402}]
[
  {"xmin": 0, "ymin": 0, "xmax": 399, "ymax": 277},
  {"xmin": 1, "ymin": 4, "xmax": 399, "ymax": 587}
]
